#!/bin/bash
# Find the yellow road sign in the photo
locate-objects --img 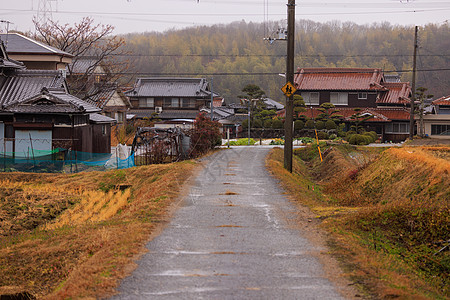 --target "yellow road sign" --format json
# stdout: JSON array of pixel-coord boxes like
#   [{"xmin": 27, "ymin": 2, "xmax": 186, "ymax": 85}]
[{"xmin": 281, "ymin": 81, "xmax": 297, "ymax": 97}]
